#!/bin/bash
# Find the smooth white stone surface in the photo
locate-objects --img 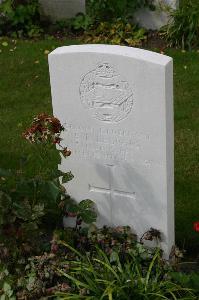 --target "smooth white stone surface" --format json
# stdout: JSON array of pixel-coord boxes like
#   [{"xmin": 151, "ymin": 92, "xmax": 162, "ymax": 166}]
[
  {"xmin": 134, "ymin": 0, "xmax": 179, "ymax": 30},
  {"xmin": 48, "ymin": 44, "xmax": 174, "ymax": 257},
  {"xmin": 39, "ymin": 0, "xmax": 85, "ymax": 21}
]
